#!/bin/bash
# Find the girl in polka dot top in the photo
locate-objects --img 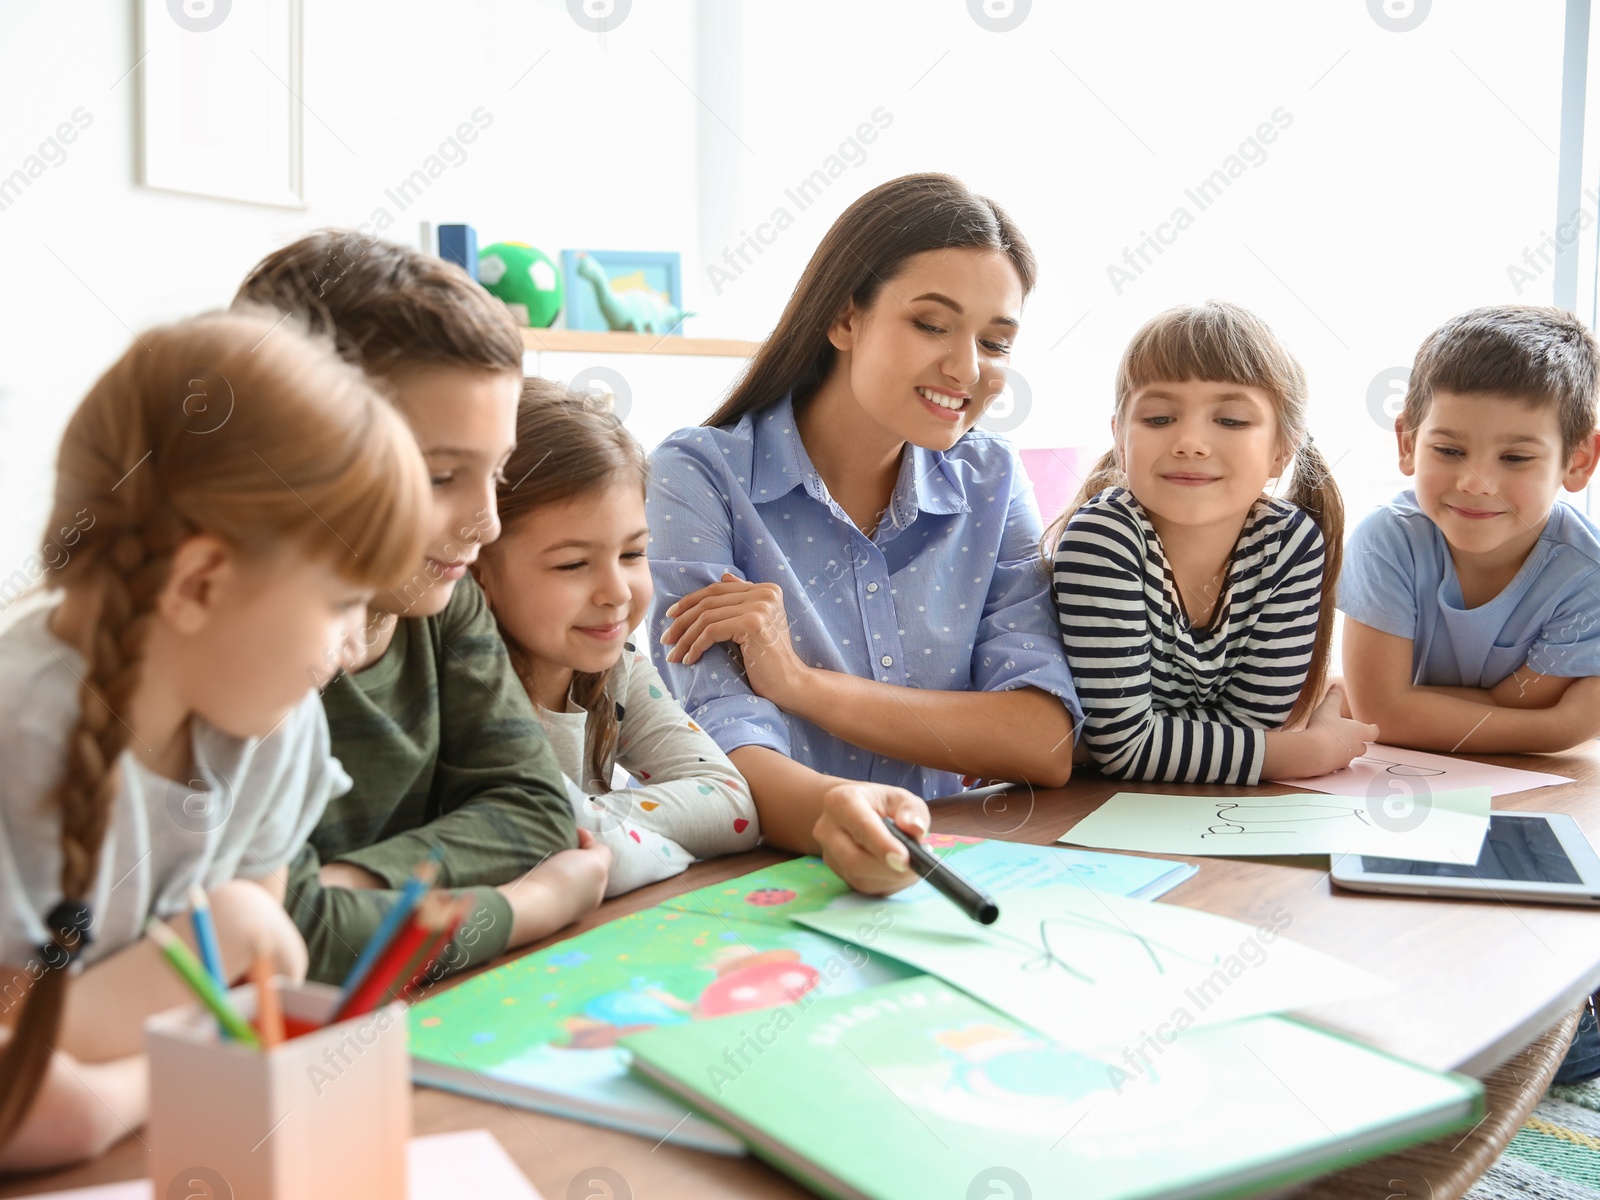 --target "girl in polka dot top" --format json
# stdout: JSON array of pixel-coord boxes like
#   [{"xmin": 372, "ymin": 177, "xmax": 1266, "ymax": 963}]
[{"xmin": 475, "ymin": 381, "xmax": 757, "ymax": 897}]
